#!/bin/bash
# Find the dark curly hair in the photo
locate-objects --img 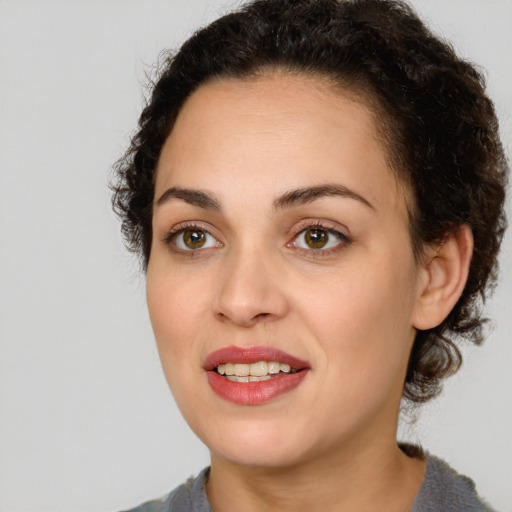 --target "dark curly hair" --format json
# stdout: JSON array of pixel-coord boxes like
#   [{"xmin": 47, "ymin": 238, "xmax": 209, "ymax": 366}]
[{"xmin": 112, "ymin": 0, "xmax": 508, "ymax": 403}]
